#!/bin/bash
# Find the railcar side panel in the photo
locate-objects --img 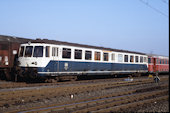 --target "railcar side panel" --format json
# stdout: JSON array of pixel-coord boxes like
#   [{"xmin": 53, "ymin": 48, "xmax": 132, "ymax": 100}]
[
  {"xmin": 35, "ymin": 60, "xmax": 148, "ymax": 77},
  {"xmin": 18, "ymin": 42, "xmax": 149, "ymax": 81},
  {"xmin": 148, "ymin": 56, "xmax": 169, "ymax": 73}
]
